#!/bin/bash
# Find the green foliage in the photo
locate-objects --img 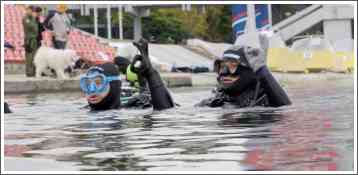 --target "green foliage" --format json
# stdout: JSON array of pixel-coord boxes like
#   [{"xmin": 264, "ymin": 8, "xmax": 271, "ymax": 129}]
[
  {"xmin": 68, "ymin": 5, "xmax": 322, "ymax": 44},
  {"xmin": 204, "ymin": 5, "xmax": 233, "ymax": 42},
  {"xmin": 141, "ymin": 6, "xmax": 233, "ymax": 44},
  {"xmin": 73, "ymin": 5, "xmax": 234, "ymax": 43},
  {"xmin": 112, "ymin": 11, "xmax": 135, "ymax": 39},
  {"xmin": 142, "ymin": 9, "xmax": 191, "ymax": 44},
  {"xmin": 178, "ymin": 8, "xmax": 208, "ymax": 39}
]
